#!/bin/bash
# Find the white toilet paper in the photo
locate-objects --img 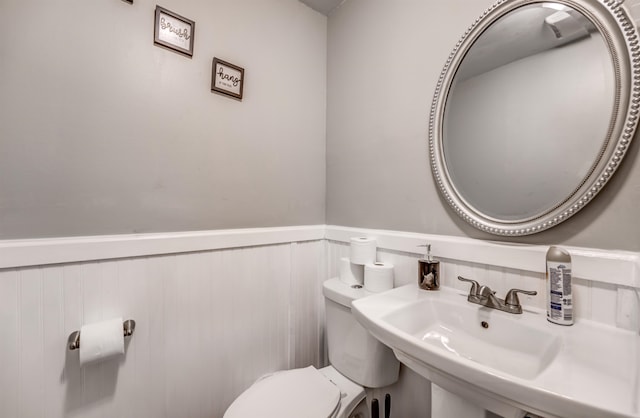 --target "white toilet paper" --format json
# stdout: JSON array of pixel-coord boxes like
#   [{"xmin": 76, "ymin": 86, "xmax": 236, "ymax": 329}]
[
  {"xmin": 339, "ymin": 257, "xmax": 365, "ymax": 285},
  {"xmin": 79, "ymin": 317, "xmax": 125, "ymax": 367},
  {"xmin": 364, "ymin": 262, "xmax": 394, "ymax": 293},
  {"xmin": 350, "ymin": 237, "xmax": 377, "ymax": 265}
]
